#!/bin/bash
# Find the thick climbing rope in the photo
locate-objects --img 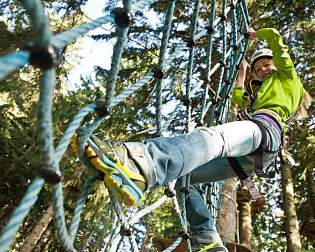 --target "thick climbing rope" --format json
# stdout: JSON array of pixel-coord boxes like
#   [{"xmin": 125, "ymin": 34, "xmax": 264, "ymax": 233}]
[{"xmin": 0, "ymin": 0, "xmax": 250, "ymax": 251}]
